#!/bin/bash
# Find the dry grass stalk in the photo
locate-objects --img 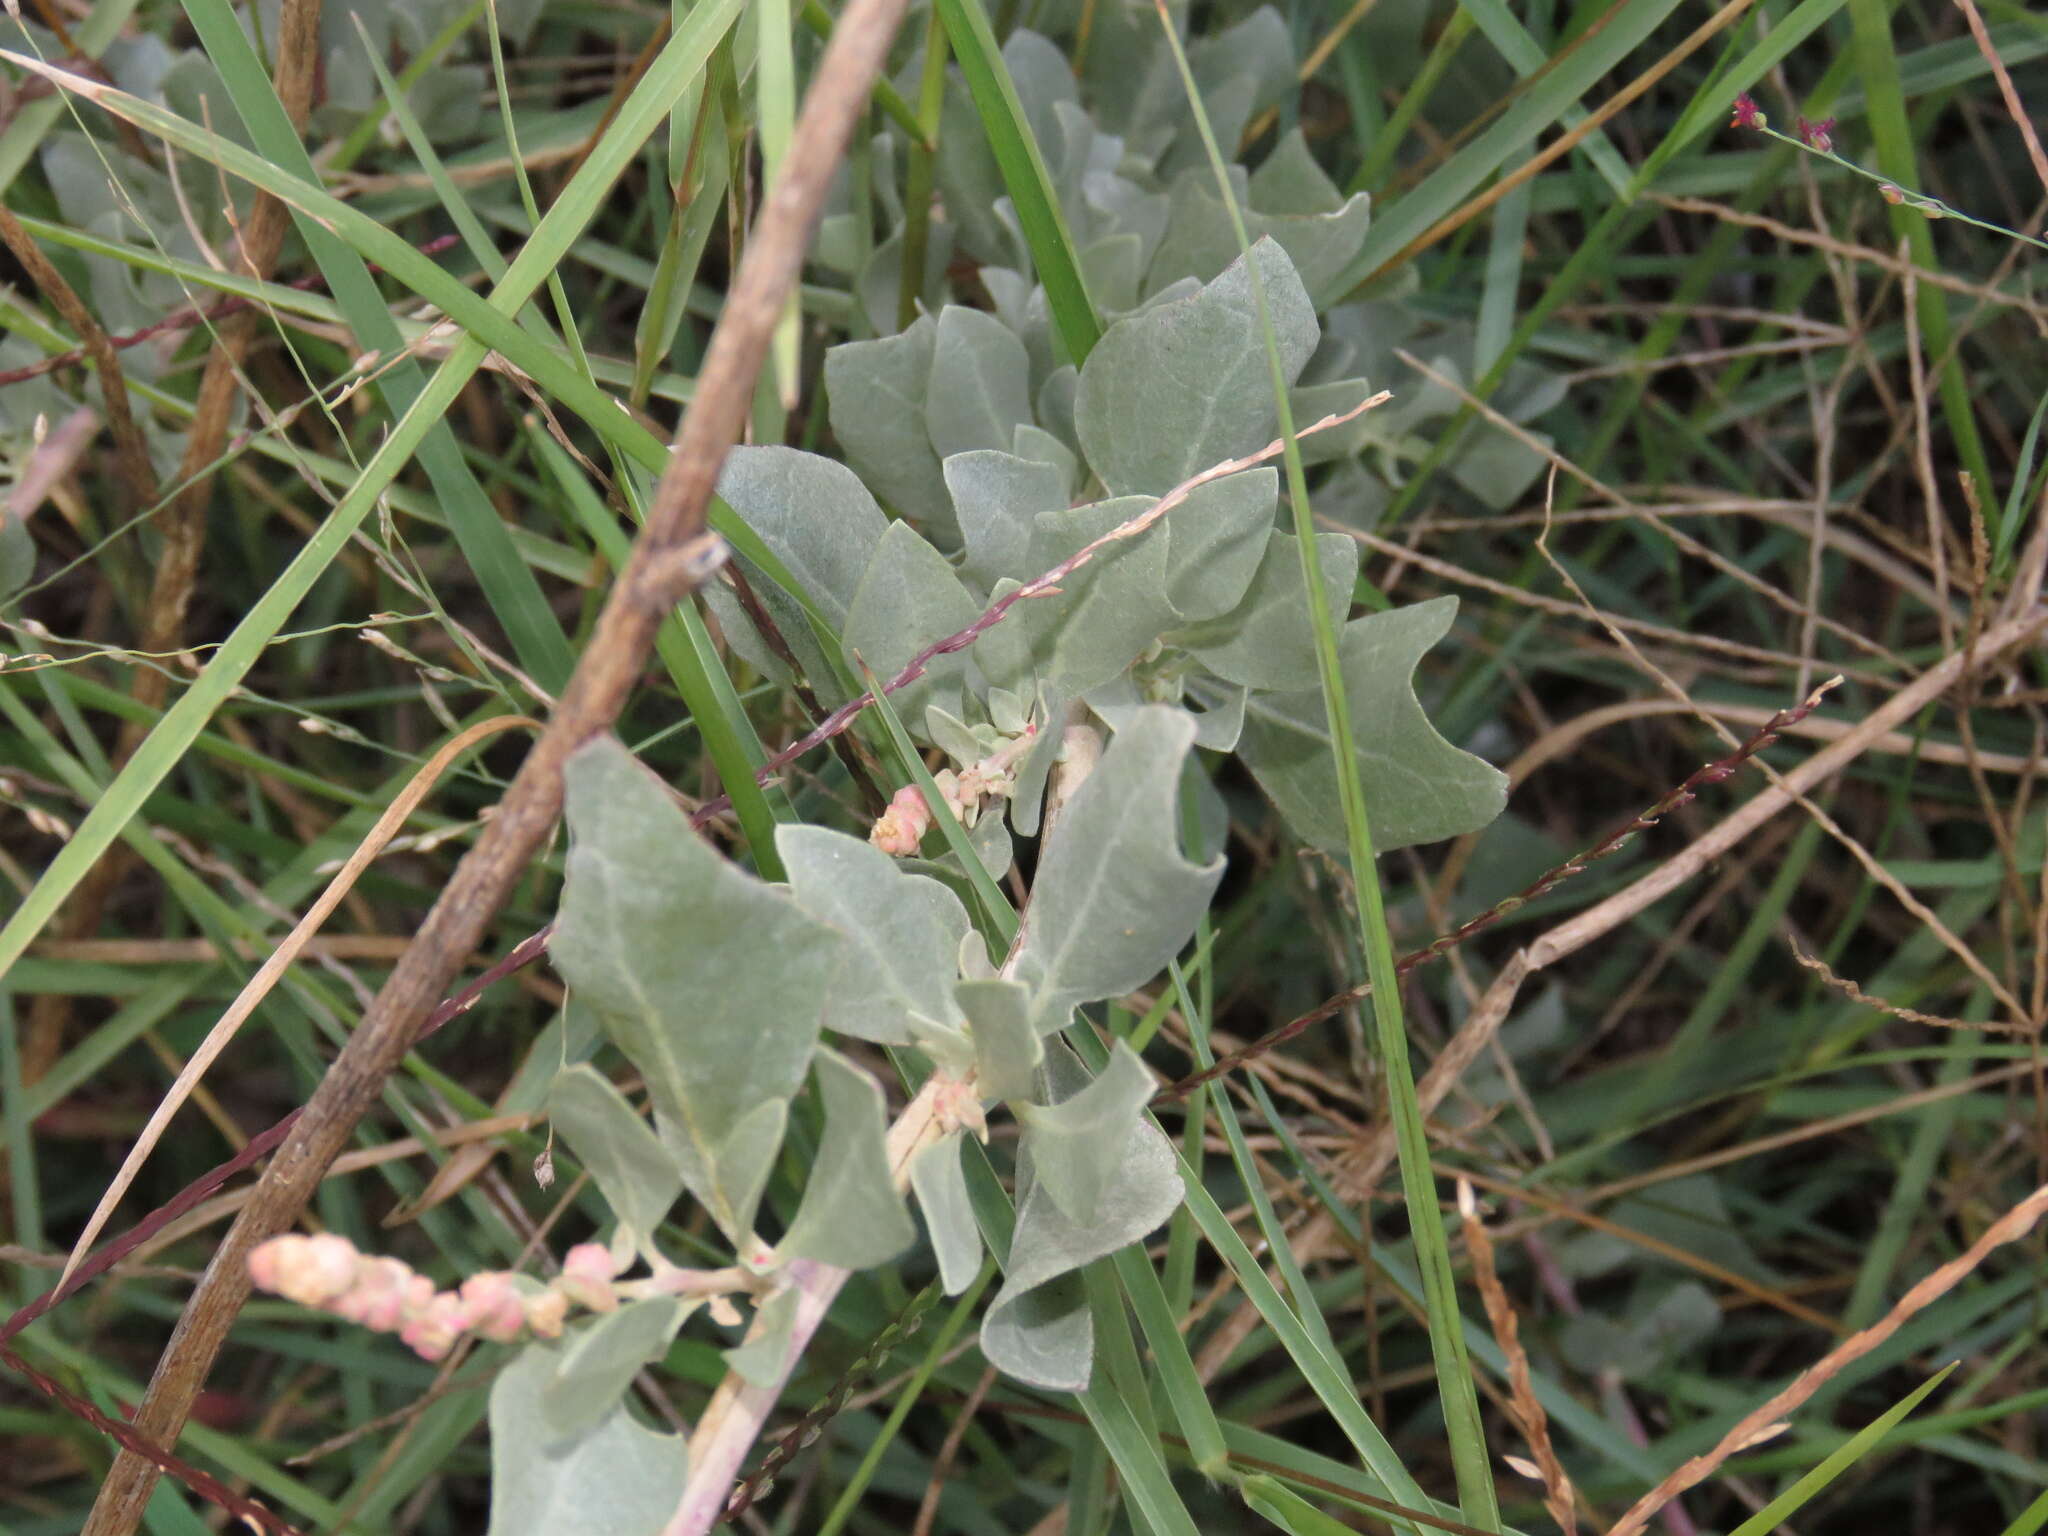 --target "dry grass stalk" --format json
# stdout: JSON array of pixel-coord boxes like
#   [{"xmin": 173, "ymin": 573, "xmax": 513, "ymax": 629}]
[
  {"xmin": 1602, "ymin": 1179, "xmax": 2048, "ymax": 1536},
  {"xmin": 1459, "ymin": 1182, "xmax": 1577, "ymax": 1535},
  {"xmin": 1787, "ymin": 941, "xmax": 1998, "ymax": 1033},
  {"xmin": 57, "ymin": 713, "xmax": 539, "ymax": 1287}
]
